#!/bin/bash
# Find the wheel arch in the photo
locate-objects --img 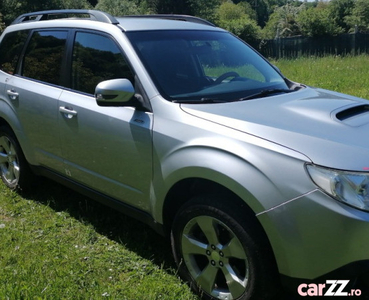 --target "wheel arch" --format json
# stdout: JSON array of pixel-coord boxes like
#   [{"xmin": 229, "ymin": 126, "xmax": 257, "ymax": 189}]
[
  {"xmin": 162, "ymin": 177, "xmax": 271, "ymax": 248},
  {"xmin": 0, "ymin": 104, "xmax": 35, "ymax": 165},
  {"xmin": 162, "ymin": 178, "xmax": 245, "ymax": 232},
  {"xmin": 155, "ymin": 145, "xmax": 287, "ymax": 229},
  {"xmin": 0, "ymin": 116, "xmax": 12, "ymax": 129},
  {"xmin": 0, "ymin": 116, "xmax": 21, "ymax": 145}
]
